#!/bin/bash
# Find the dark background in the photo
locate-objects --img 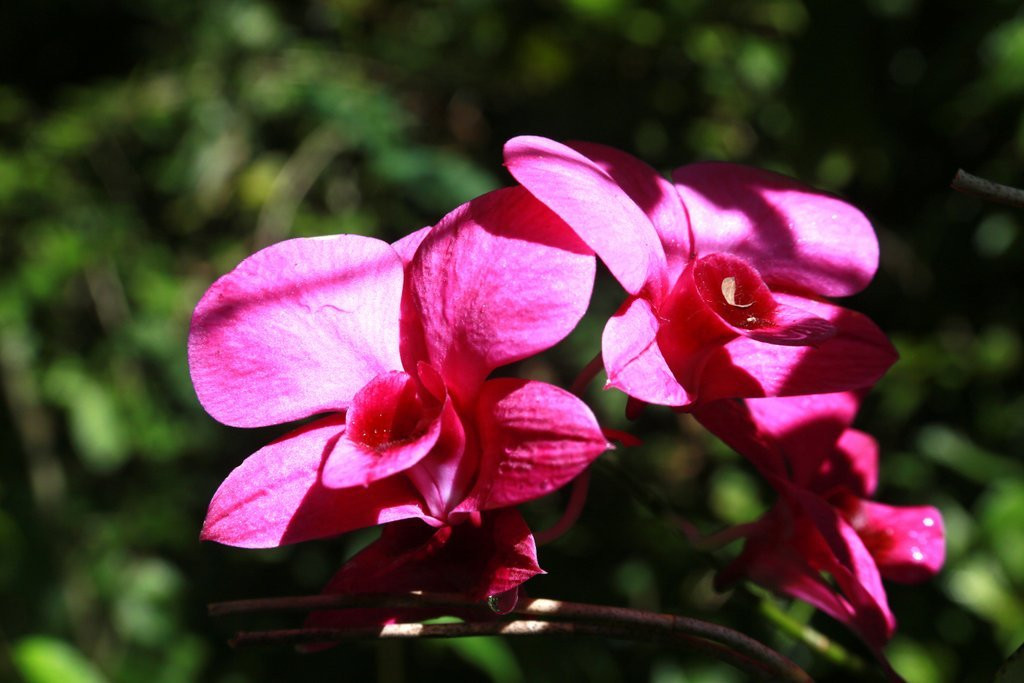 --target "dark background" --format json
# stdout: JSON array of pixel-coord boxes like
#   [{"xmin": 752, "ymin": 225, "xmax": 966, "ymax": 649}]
[{"xmin": 2, "ymin": 1, "xmax": 1023, "ymax": 681}]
